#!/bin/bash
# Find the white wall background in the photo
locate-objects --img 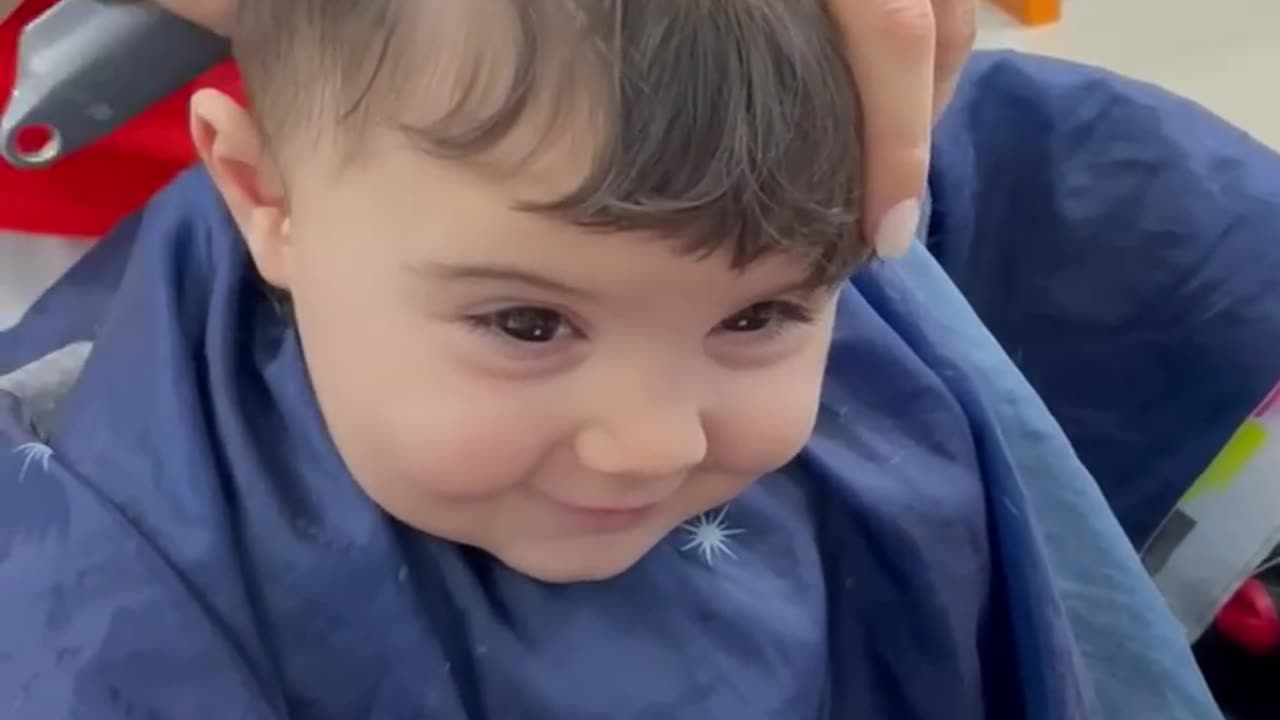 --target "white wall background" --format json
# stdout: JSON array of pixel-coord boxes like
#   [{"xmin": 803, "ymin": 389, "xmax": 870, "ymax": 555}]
[{"xmin": 977, "ymin": 0, "xmax": 1280, "ymax": 148}]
